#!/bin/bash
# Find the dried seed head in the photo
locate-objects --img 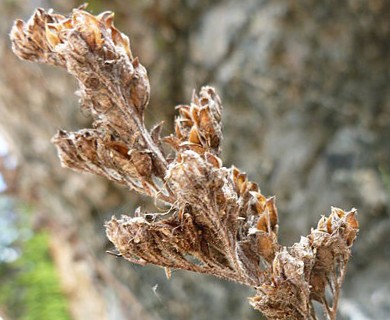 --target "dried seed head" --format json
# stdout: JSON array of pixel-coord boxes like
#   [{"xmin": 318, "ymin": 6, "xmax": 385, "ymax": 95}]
[
  {"xmin": 170, "ymin": 87, "xmax": 223, "ymax": 155},
  {"xmin": 11, "ymin": 7, "xmax": 359, "ymax": 320}
]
